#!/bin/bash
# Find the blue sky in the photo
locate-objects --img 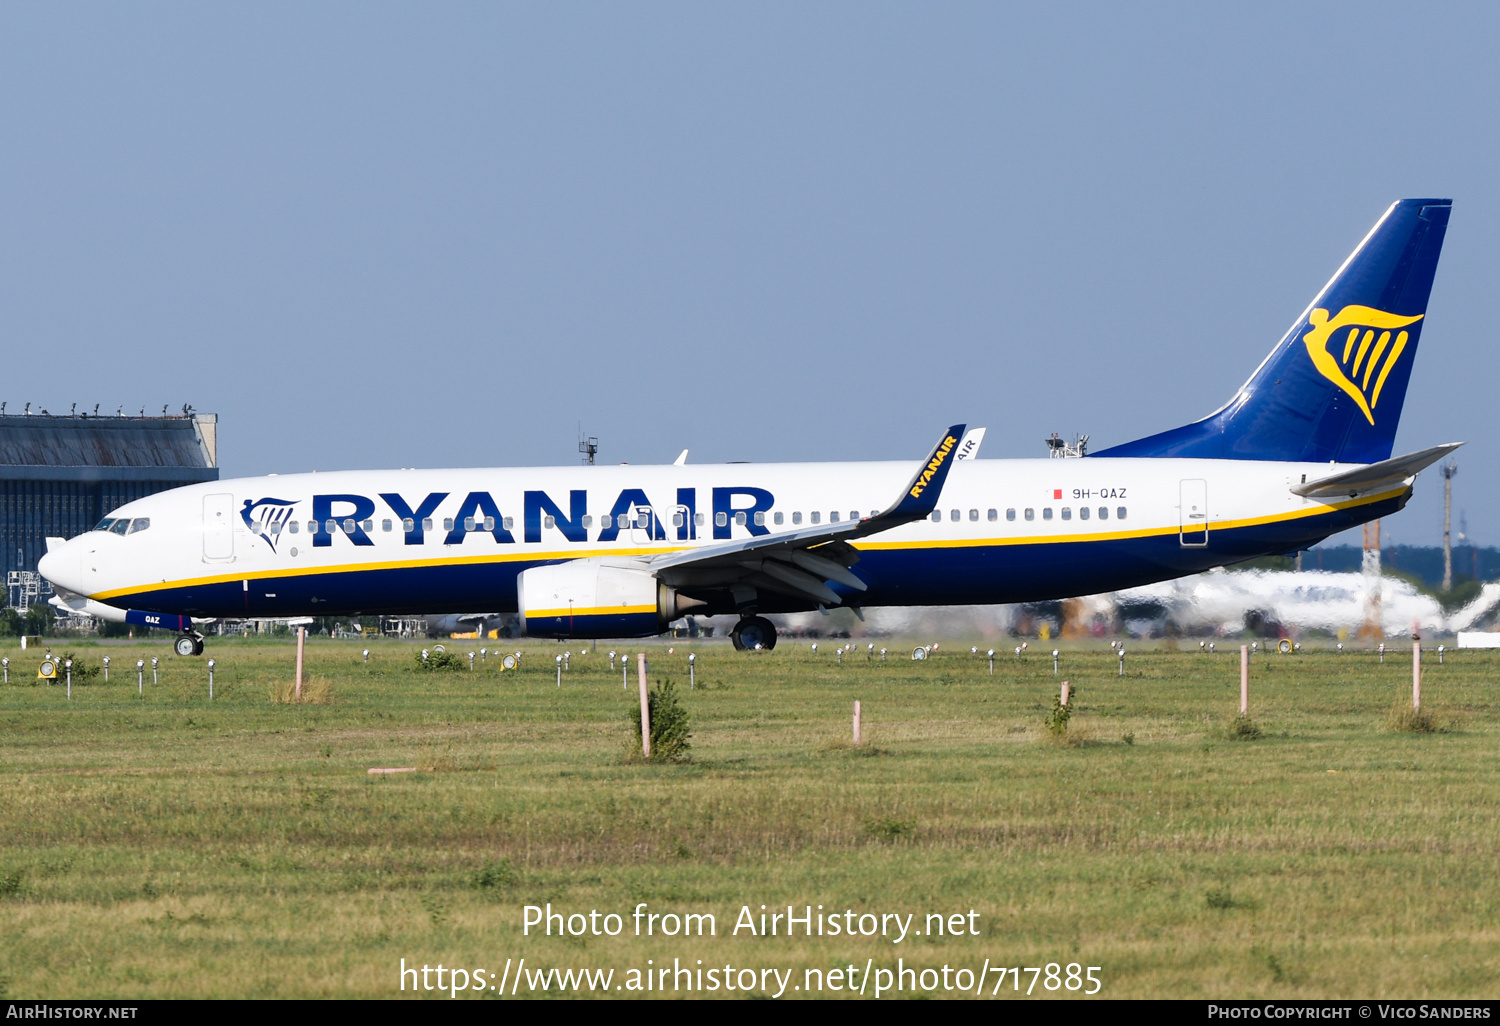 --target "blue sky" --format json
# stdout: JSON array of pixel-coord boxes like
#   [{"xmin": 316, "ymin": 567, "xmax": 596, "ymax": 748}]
[{"xmin": 1, "ymin": 2, "xmax": 1494, "ymax": 546}]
